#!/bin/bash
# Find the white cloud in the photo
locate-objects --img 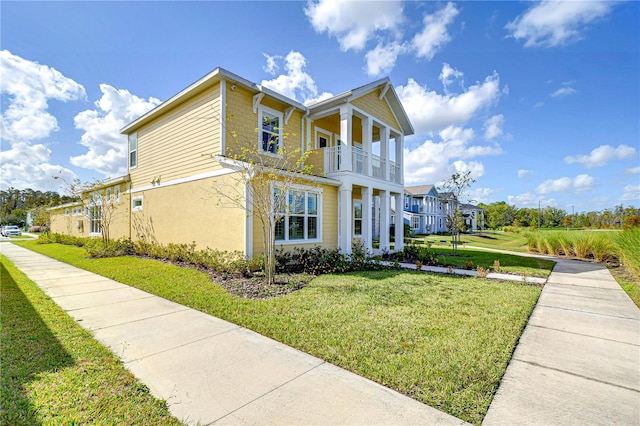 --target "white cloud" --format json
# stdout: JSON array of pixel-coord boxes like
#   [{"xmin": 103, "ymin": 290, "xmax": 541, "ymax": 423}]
[
  {"xmin": 518, "ymin": 169, "xmax": 531, "ymax": 179},
  {"xmin": 262, "ymin": 53, "xmax": 279, "ymax": 75},
  {"xmin": 483, "ymin": 114, "xmax": 504, "ymax": 140},
  {"xmin": 507, "ymin": 191, "xmax": 555, "ymax": 208},
  {"xmin": 0, "ymin": 49, "xmax": 86, "ymax": 143},
  {"xmin": 469, "ymin": 187, "xmax": 498, "ymax": 204},
  {"xmin": 261, "ymin": 51, "xmax": 333, "ymax": 105},
  {"xmin": 69, "ymin": 84, "xmax": 161, "ymax": 177},
  {"xmin": 396, "ymin": 67, "xmax": 501, "ymax": 134},
  {"xmin": 438, "ymin": 62, "xmax": 464, "ymax": 93},
  {"xmin": 536, "ymin": 174, "xmax": 595, "ymax": 194},
  {"xmin": 365, "ymin": 42, "xmax": 406, "ymax": 76},
  {"xmin": 550, "ymin": 87, "xmax": 577, "ymax": 98},
  {"xmin": 627, "ymin": 166, "xmax": 640, "ymax": 175},
  {"xmin": 403, "ymin": 125, "xmax": 502, "ymax": 185},
  {"xmin": 411, "ymin": 2, "xmax": 459, "ymax": 60},
  {"xmin": 304, "ymin": 0, "xmax": 404, "ymax": 51},
  {"xmin": 506, "ymin": 0, "xmax": 614, "ymax": 47},
  {"xmin": 0, "ymin": 142, "xmax": 77, "ymax": 192},
  {"xmin": 619, "ymin": 185, "xmax": 640, "ymax": 202},
  {"xmin": 564, "ymin": 144, "xmax": 638, "ymax": 168}
]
